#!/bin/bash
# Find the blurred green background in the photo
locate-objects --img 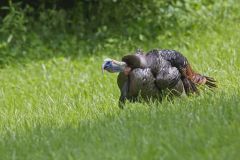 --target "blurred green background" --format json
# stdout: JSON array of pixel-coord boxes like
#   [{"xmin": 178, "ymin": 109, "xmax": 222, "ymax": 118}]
[{"xmin": 1, "ymin": 0, "xmax": 238, "ymax": 65}]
